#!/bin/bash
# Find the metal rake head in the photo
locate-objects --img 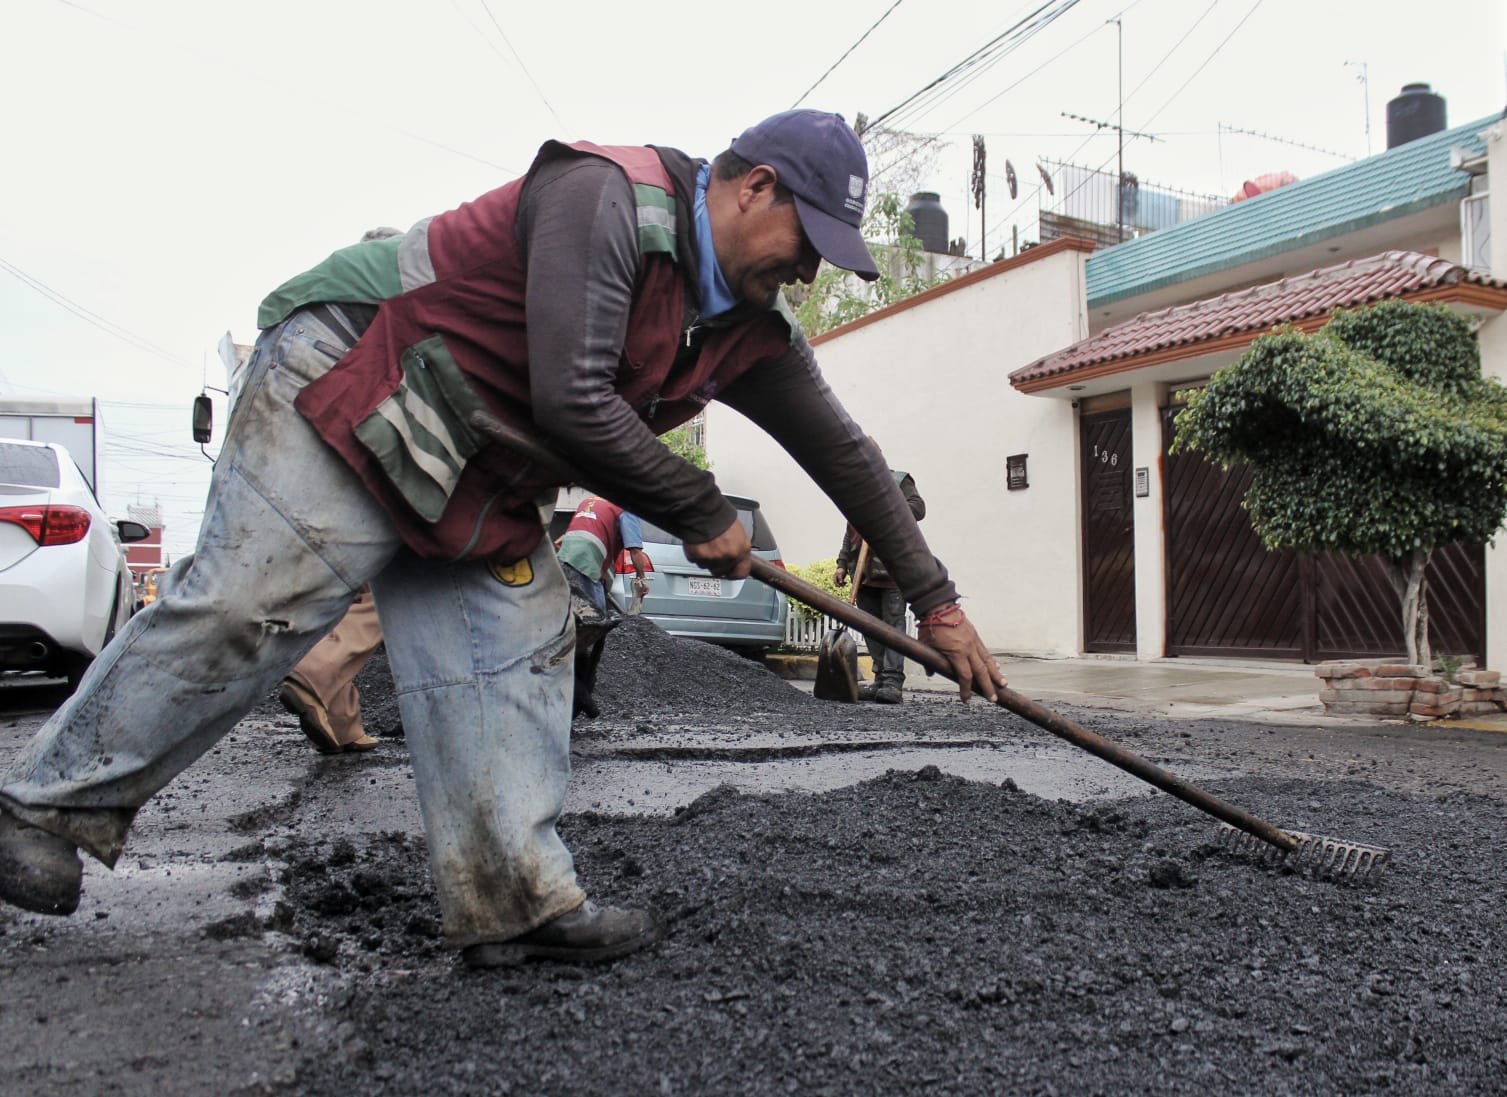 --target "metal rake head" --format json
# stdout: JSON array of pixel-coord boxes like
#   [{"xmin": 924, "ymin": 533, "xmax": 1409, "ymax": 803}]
[{"xmin": 1216, "ymin": 824, "xmax": 1391, "ymax": 882}]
